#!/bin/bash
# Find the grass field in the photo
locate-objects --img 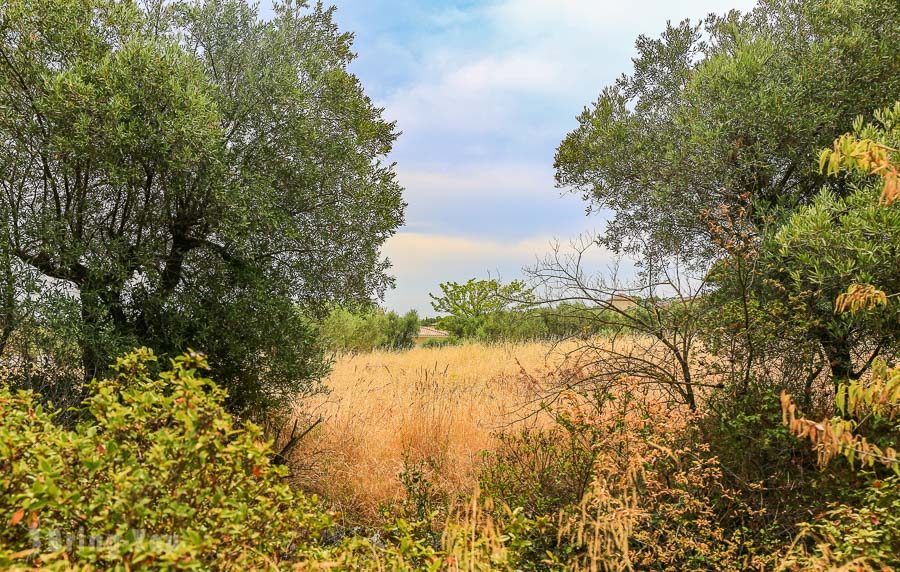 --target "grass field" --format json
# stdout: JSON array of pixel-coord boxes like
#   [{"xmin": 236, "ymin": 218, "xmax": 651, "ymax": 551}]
[{"xmin": 288, "ymin": 341, "xmax": 566, "ymax": 522}]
